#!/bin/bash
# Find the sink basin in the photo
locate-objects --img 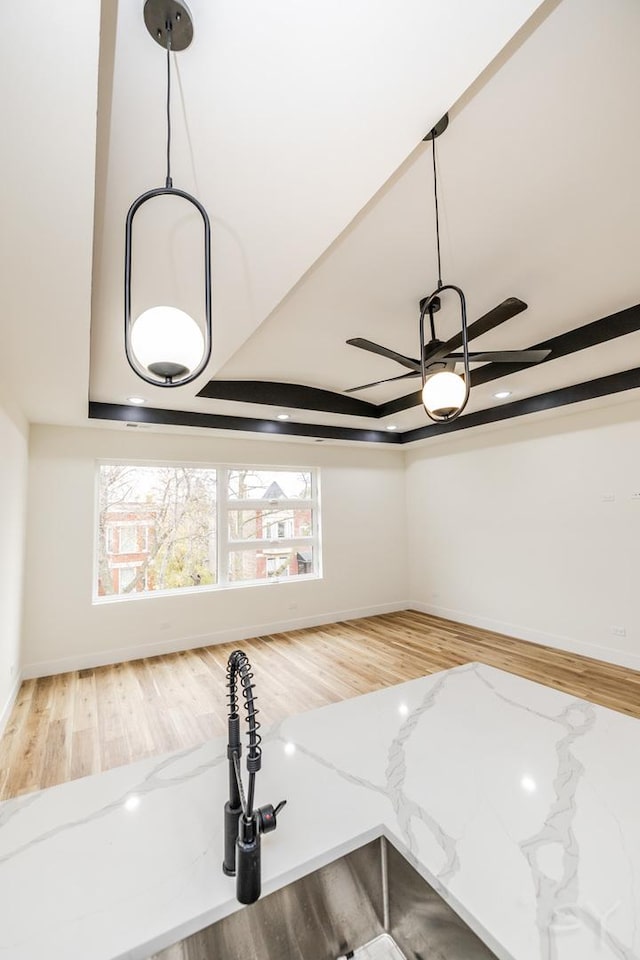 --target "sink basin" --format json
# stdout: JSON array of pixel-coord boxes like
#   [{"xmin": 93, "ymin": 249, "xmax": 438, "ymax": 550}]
[{"xmin": 150, "ymin": 837, "xmax": 498, "ymax": 959}]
